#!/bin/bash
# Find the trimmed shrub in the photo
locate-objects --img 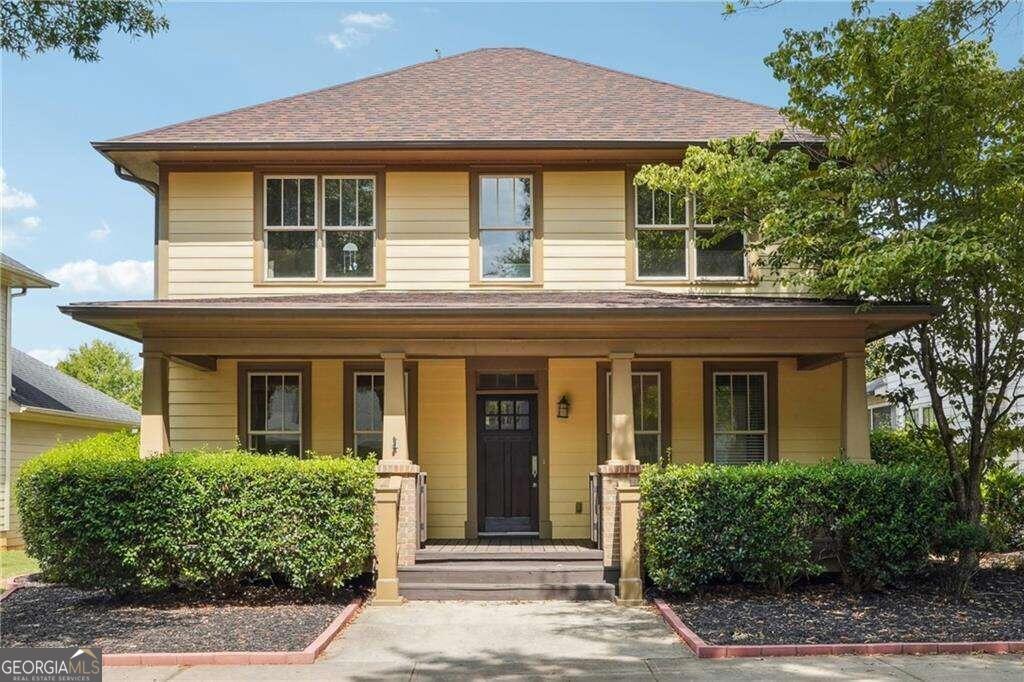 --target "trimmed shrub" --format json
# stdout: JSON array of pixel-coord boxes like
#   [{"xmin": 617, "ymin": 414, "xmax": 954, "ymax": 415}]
[
  {"xmin": 870, "ymin": 427, "xmax": 945, "ymax": 470},
  {"xmin": 983, "ymin": 466, "xmax": 1024, "ymax": 551},
  {"xmin": 16, "ymin": 432, "xmax": 376, "ymax": 594},
  {"xmin": 640, "ymin": 461, "xmax": 948, "ymax": 594}
]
